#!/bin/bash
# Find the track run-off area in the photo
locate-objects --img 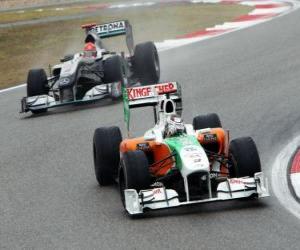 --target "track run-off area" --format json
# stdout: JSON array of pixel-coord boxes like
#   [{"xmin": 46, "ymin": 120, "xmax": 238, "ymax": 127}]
[{"xmin": 1, "ymin": 0, "xmax": 300, "ymax": 249}]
